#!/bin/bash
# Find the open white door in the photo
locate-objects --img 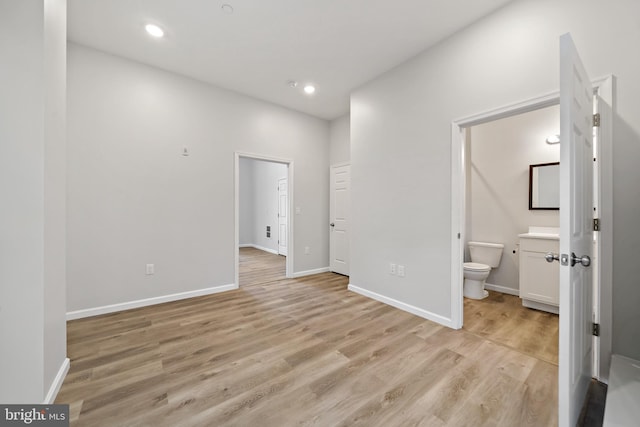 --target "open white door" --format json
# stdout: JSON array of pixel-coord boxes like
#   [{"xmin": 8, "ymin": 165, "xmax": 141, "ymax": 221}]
[
  {"xmin": 330, "ymin": 164, "xmax": 350, "ymax": 275},
  {"xmin": 278, "ymin": 177, "xmax": 287, "ymax": 256},
  {"xmin": 558, "ymin": 33, "xmax": 594, "ymax": 427}
]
